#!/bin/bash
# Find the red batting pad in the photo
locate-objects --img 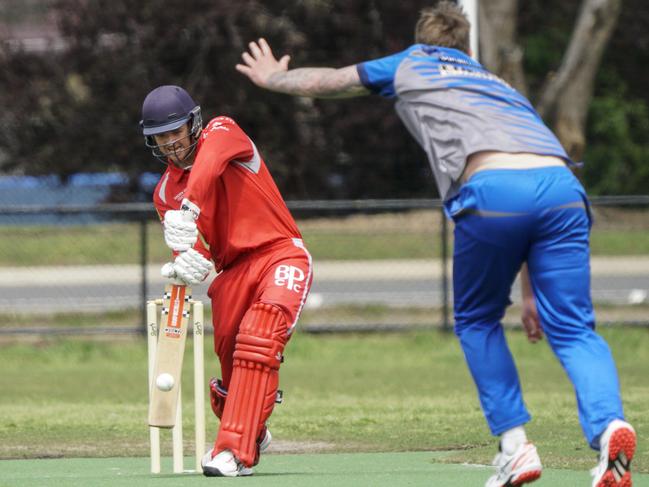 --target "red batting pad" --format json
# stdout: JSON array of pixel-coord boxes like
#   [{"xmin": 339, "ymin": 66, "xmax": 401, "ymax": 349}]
[{"xmin": 214, "ymin": 303, "xmax": 287, "ymax": 467}]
